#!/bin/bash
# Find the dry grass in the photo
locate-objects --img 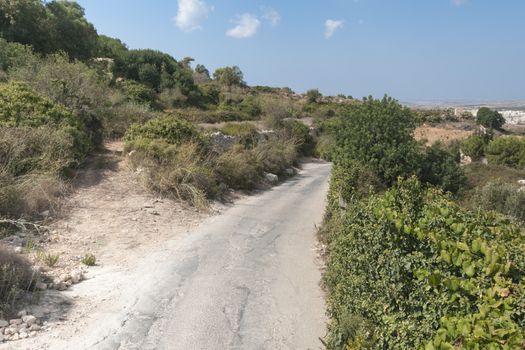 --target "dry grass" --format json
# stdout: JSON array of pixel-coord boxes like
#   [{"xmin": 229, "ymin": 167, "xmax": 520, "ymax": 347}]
[
  {"xmin": 0, "ymin": 245, "xmax": 37, "ymax": 317},
  {"xmin": 414, "ymin": 125, "xmax": 474, "ymax": 145}
]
